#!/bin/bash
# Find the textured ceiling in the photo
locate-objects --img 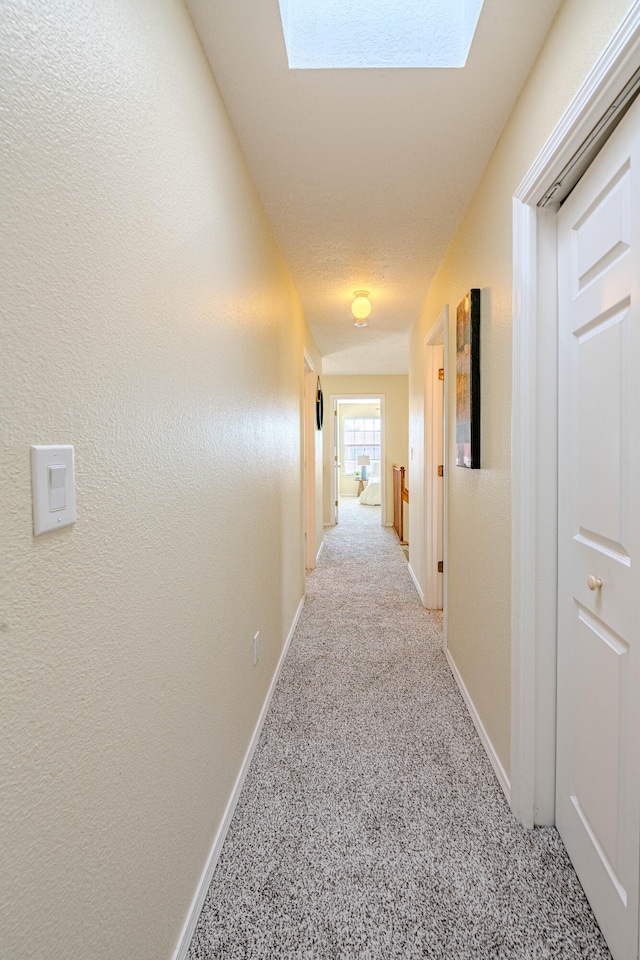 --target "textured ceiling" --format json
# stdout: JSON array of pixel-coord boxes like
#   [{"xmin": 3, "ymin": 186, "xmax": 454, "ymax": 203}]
[{"xmin": 186, "ymin": 0, "xmax": 563, "ymax": 374}]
